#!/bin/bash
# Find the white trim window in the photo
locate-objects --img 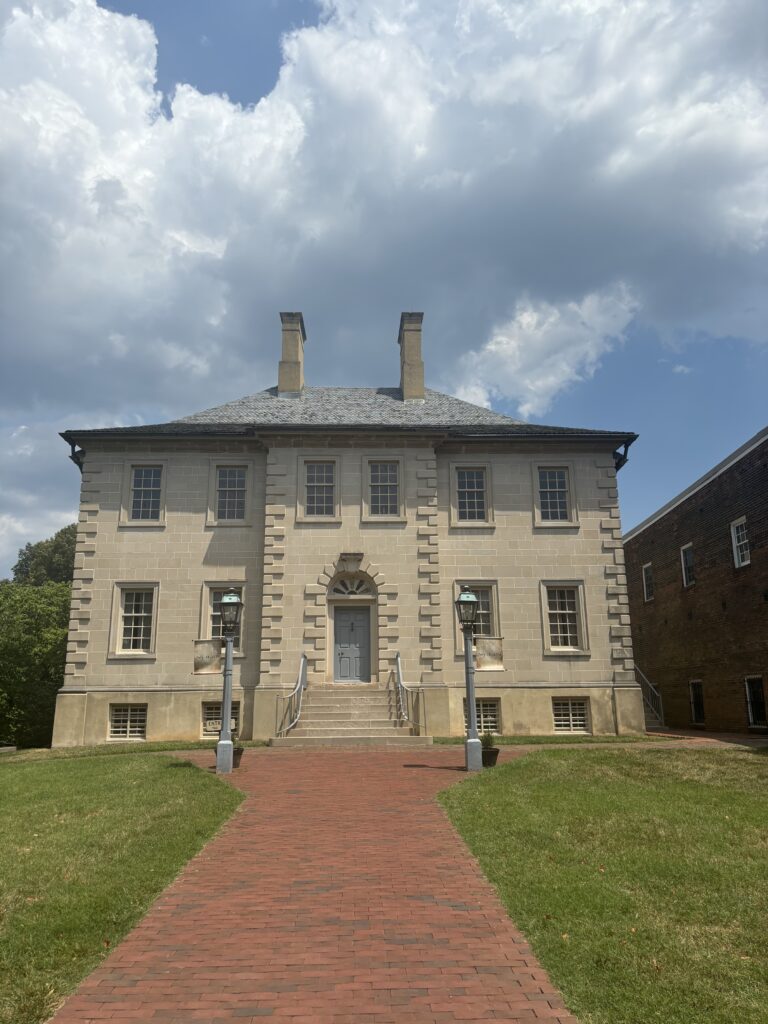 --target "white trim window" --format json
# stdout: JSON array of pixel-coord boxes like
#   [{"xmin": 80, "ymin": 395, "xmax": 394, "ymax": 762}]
[
  {"xmin": 731, "ymin": 517, "xmax": 750, "ymax": 568},
  {"xmin": 120, "ymin": 589, "xmax": 155, "ymax": 652},
  {"xmin": 745, "ymin": 677, "xmax": 766, "ymax": 728},
  {"xmin": 464, "ymin": 698, "xmax": 500, "ymax": 733},
  {"xmin": 216, "ymin": 466, "xmax": 247, "ymax": 521},
  {"xmin": 210, "ymin": 586, "xmax": 243, "ymax": 651},
  {"xmin": 305, "ymin": 461, "xmax": 336, "ymax": 517},
  {"xmin": 543, "ymin": 584, "xmax": 588, "ymax": 652},
  {"xmin": 689, "ymin": 680, "xmax": 705, "ymax": 724},
  {"xmin": 202, "ymin": 701, "xmax": 241, "ymax": 736},
  {"xmin": 109, "ymin": 704, "xmax": 147, "ymax": 740},
  {"xmin": 552, "ymin": 699, "xmax": 590, "ymax": 733},
  {"xmin": 680, "ymin": 544, "xmax": 695, "ymax": 587},
  {"xmin": 538, "ymin": 467, "xmax": 570, "ymax": 521},
  {"xmin": 130, "ymin": 465, "xmax": 162, "ymax": 521},
  {"xmin": 642, "ymin": 562, "xmax": 654, "ymax": 602},
  {"xmin": 368, "ymin": 460, "xmax": 400, "ymax": 516},
  {"xmin": 457, "ymin": 467, "xmax": 487, "ymax": 521}
]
